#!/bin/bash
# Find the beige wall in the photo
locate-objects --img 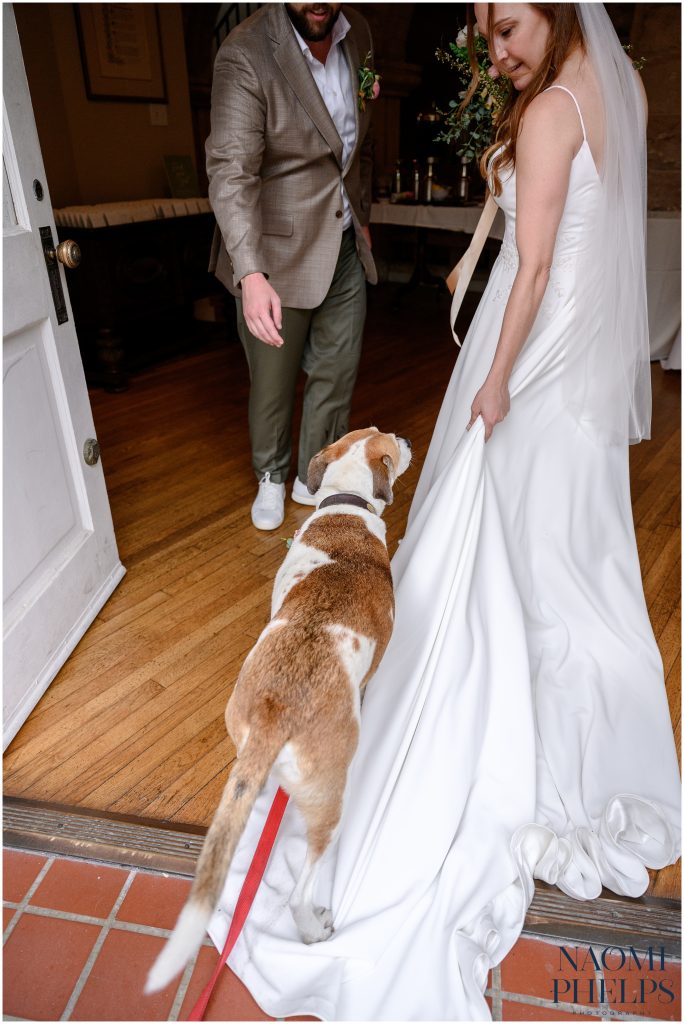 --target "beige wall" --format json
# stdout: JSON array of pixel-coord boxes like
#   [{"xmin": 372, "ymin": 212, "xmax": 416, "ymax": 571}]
[{"xmin": 15, "ymin": 3, "xmax": 195, "ymax": 208}]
